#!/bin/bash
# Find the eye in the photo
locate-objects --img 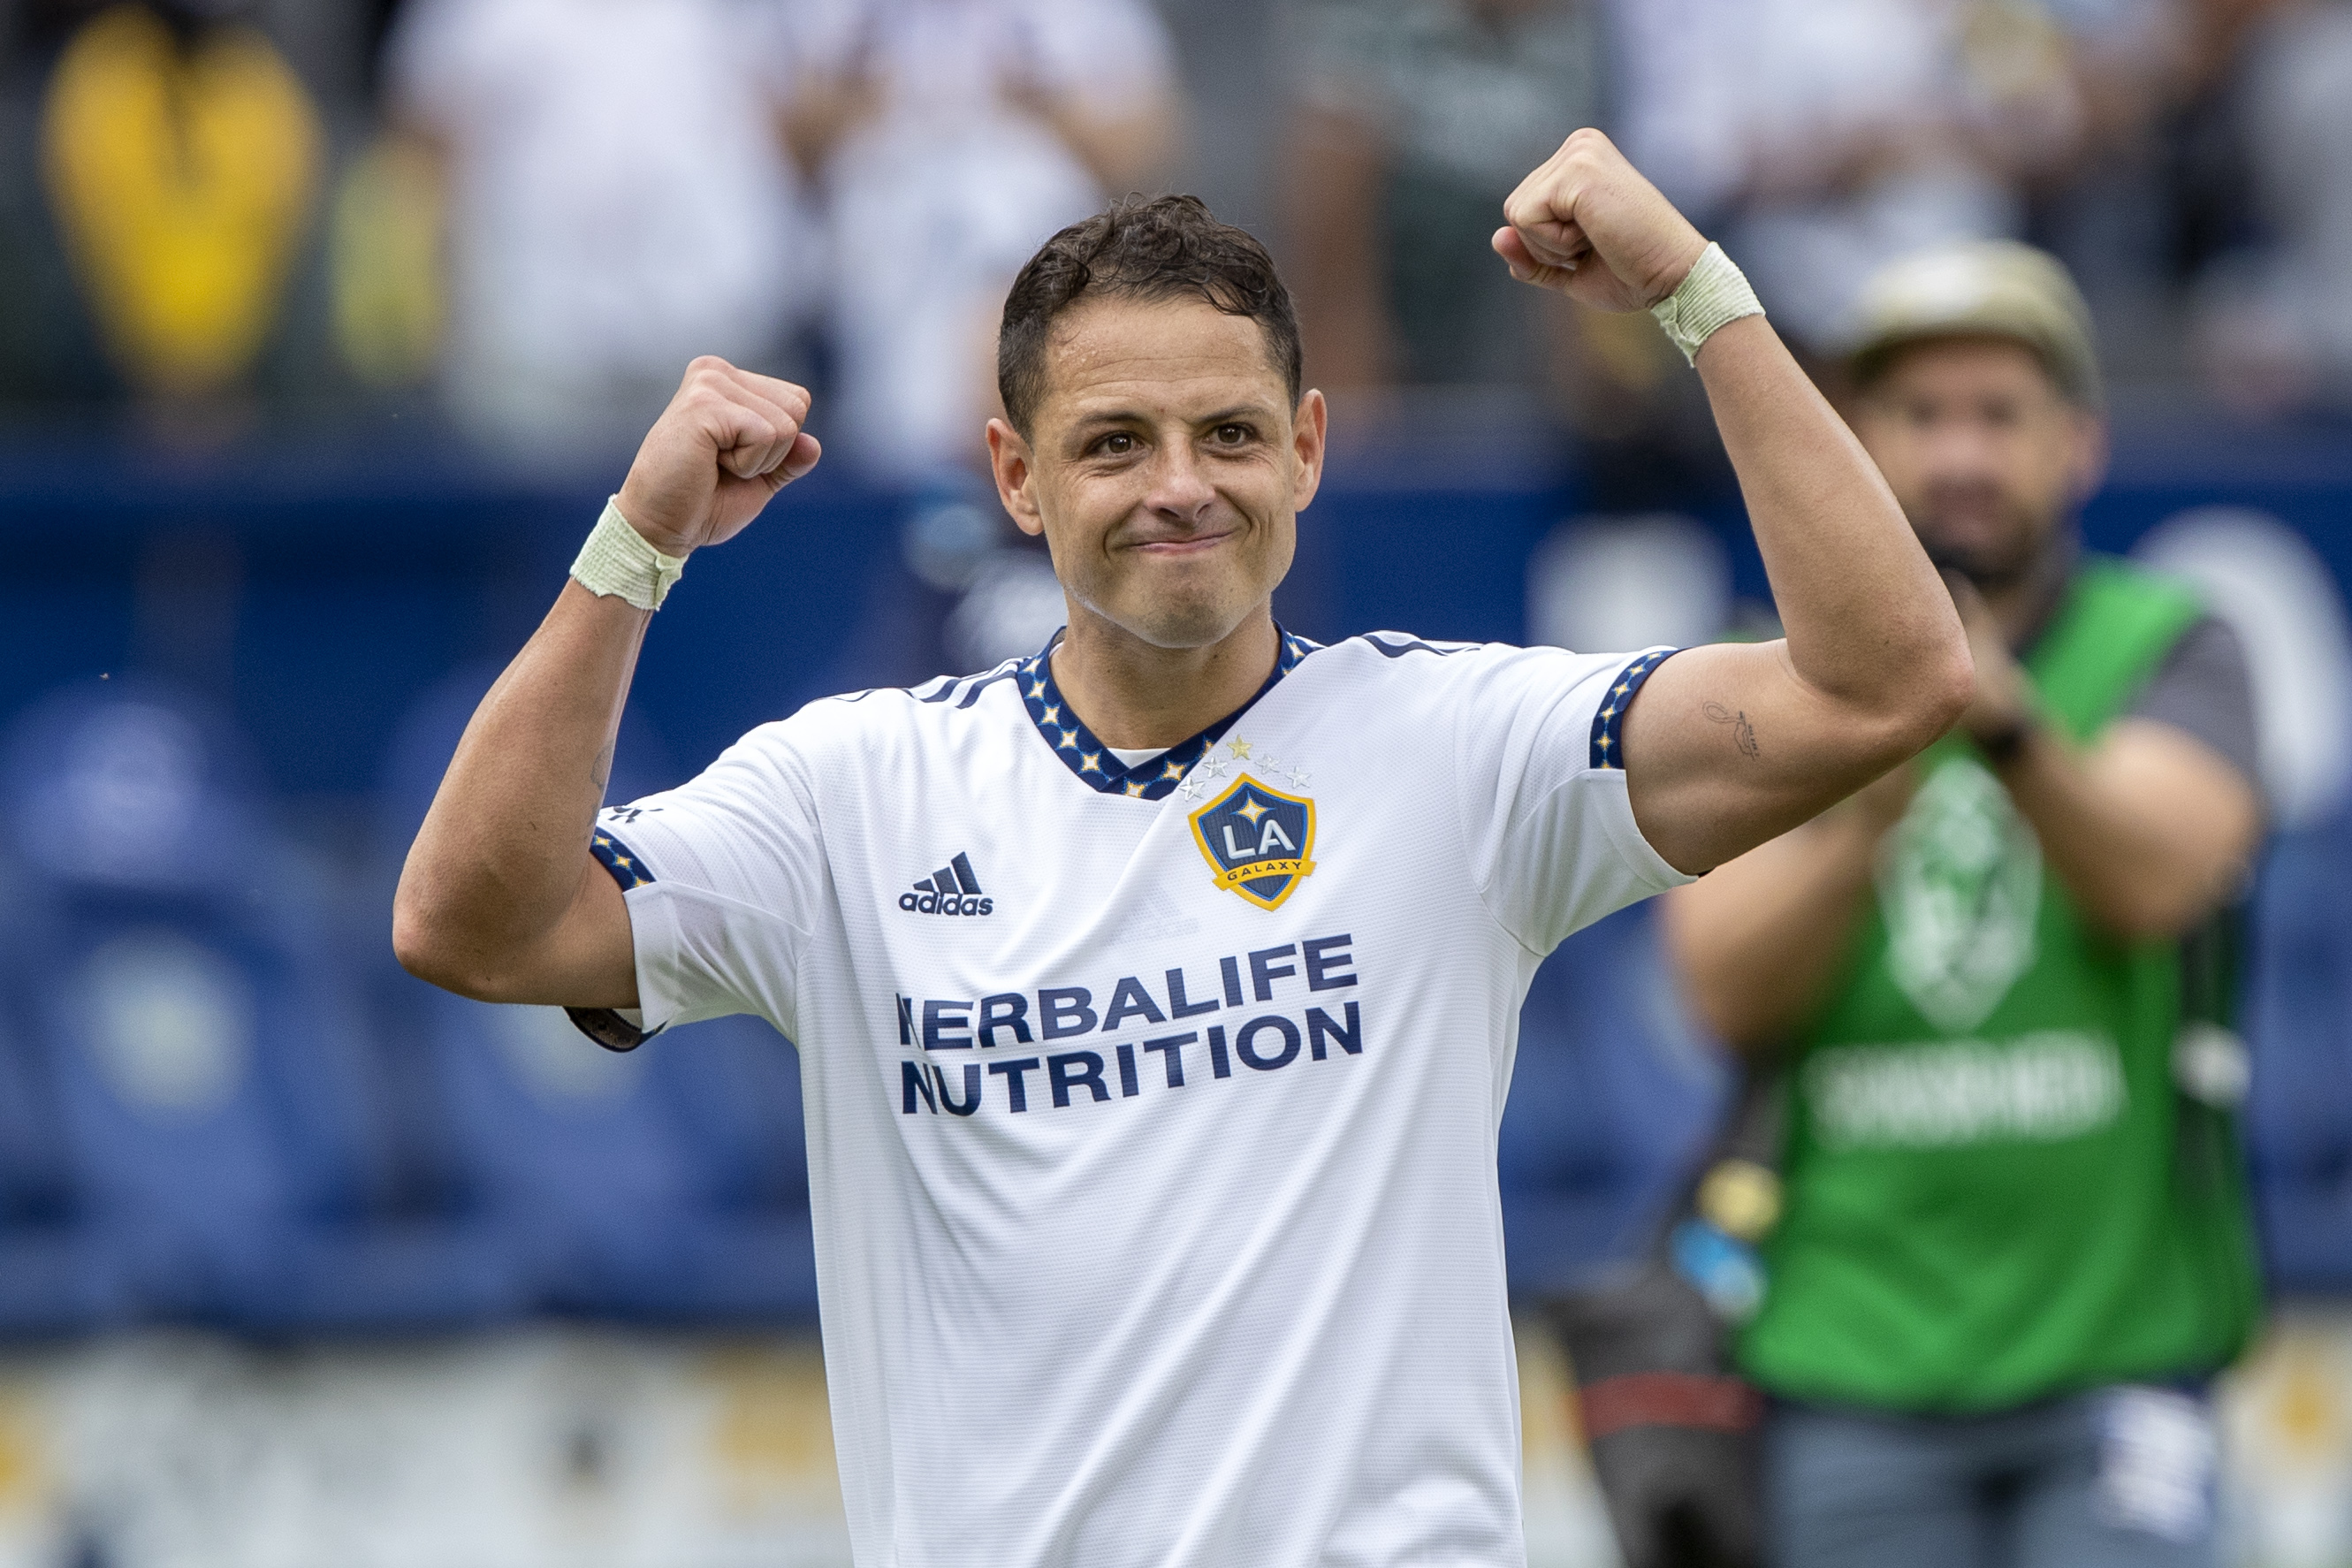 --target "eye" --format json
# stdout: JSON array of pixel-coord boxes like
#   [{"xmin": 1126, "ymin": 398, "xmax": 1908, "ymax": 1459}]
[
  {"xmin": 1096, "ymin": 431, "xmax": 1138, "ymax": 456},
  {"xmin": 1212, "ymin": 422, "xmax": 1252, "ymax": 445}
]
